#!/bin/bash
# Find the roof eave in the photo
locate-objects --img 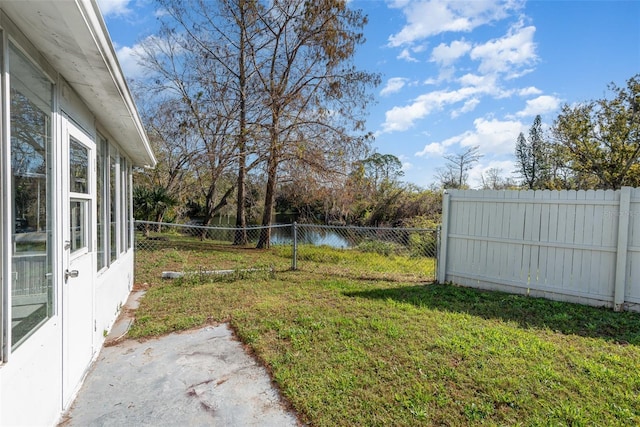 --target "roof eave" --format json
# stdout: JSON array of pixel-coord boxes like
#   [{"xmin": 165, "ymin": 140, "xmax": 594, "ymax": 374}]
[{"xmin": 0, "ymin": 0, "xmax": 156, "ymax": 168}]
